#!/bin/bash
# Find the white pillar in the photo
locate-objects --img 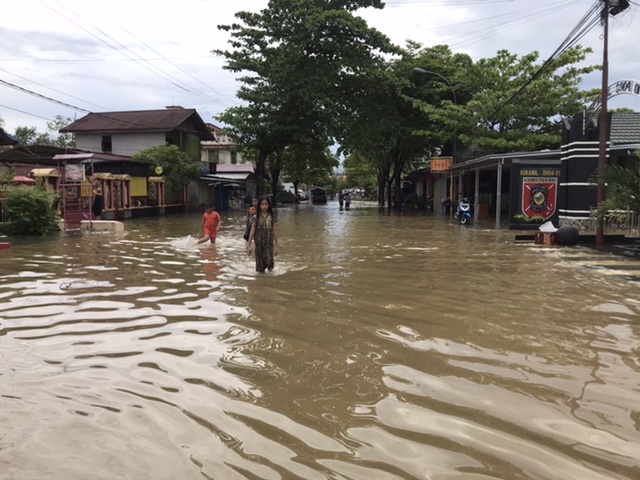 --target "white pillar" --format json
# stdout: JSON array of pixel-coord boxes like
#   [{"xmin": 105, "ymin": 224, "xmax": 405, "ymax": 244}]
[
  {"xmin": 474, "ymin": 168, "xmax": 480, "ymax": 222},
  {"xmin": 495, "ymin": 159, "xmax": 504, "ymax": 229}
]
